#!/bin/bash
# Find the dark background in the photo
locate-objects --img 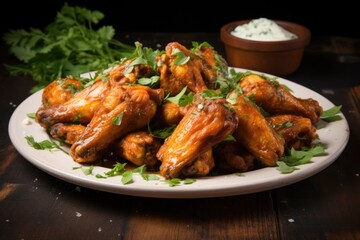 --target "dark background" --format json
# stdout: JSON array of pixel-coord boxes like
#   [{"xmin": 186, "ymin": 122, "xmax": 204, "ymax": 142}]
[{"xmin": 0, "ymin": 1, "xmax": 359, "ymax": 38}]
